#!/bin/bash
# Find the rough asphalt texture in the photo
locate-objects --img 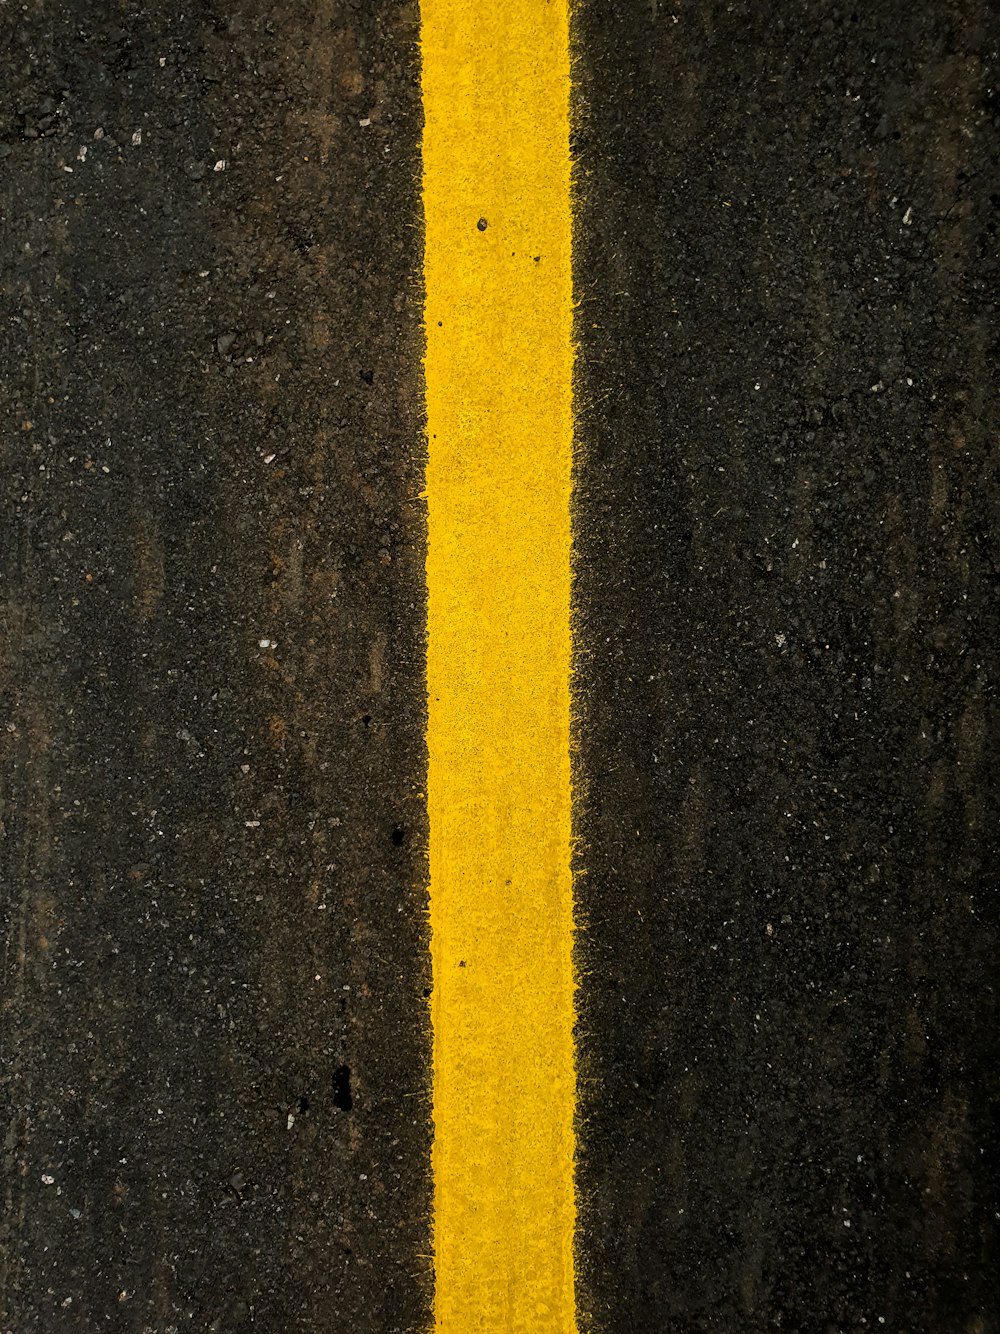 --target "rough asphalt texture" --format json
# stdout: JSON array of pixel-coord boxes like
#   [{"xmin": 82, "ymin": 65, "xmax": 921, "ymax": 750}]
[
  {"xmin": 1, "ymin": 2, "xmax": 998, "ymax": 1333},
  {"xmin": 574, "ymin": 2, "xmax": 999, "ymax": 1331},
  {"xmin": 1, "ymin": 3, "xmax": 429, "ymax": 1331}
]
